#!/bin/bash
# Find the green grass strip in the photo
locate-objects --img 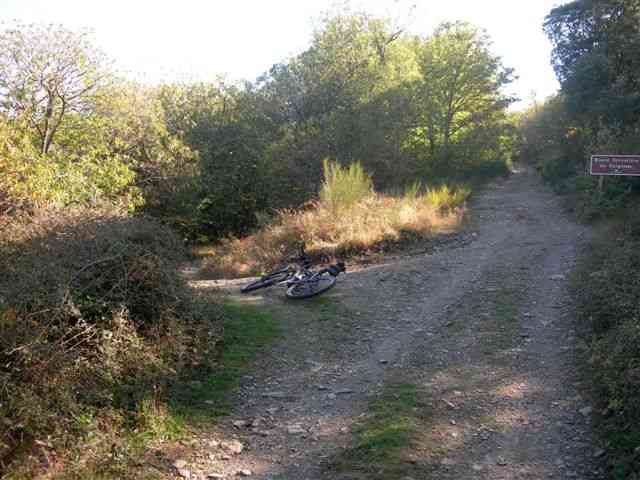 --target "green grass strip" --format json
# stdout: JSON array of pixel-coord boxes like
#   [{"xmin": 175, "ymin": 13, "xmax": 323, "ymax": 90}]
[
  {"xmin": 168, "ymin": 302, "xmax": 280, "ymax": 427},
  {"xmin": 334, "ymin": 383, "xmax": 424, "ymax": 479}
]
